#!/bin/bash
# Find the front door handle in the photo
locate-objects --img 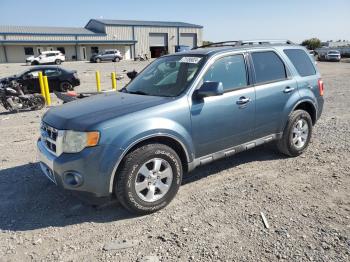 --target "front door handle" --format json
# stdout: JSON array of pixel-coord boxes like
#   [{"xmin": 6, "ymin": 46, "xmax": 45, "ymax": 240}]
[
  {"xmin": 283, "ymin": 86, "xmax": 295, "ymax": 93},
  {"xmin": 236, "ymin": 96, "xmax": 251, "ymax": 105}
]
